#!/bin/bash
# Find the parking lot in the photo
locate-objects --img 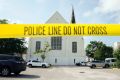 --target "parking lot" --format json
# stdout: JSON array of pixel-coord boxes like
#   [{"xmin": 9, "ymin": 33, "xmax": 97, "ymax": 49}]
[{"xmin": 0, "ymin": 66, "xmax": 120, "ymax": 80}]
